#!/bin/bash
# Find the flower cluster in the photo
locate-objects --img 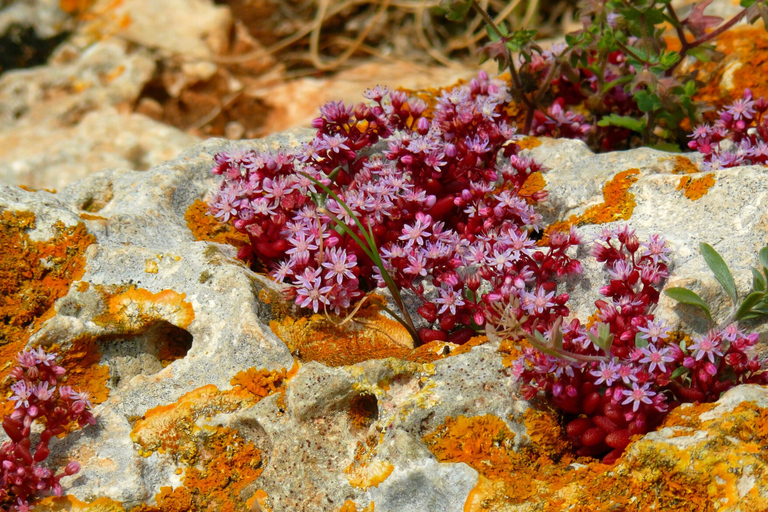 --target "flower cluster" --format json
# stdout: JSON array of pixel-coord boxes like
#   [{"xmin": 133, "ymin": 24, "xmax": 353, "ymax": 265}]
[
  {"xmin": 1, "ymin": 348, "xmax": 95, "ymax": 512},
  {"xmin": 511, "ymin": 225, "xmax": 768, "ymax": 463},
  {"xmin": 688, "ymin": 89, "xmax": 768, "ymax": 169},
  {"xmin": 210, "ymin": 71, "xmax": 583, "ymax": 344}
]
